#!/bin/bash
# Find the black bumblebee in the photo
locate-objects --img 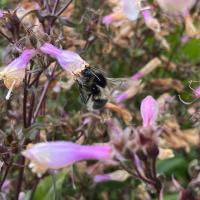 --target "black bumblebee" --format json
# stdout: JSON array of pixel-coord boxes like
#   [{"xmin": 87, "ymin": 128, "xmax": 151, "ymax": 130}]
[{"xmin": 76, "ymin": 67, "xmax": 108, "ymax": 110}]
